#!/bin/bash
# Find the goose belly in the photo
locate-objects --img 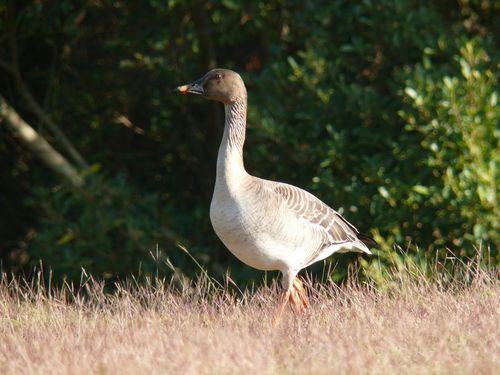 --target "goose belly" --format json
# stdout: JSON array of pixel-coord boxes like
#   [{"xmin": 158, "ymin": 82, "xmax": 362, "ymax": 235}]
[{"xmin": 209, "ymin": 199, "xmax": 290, "ymax": 271}]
